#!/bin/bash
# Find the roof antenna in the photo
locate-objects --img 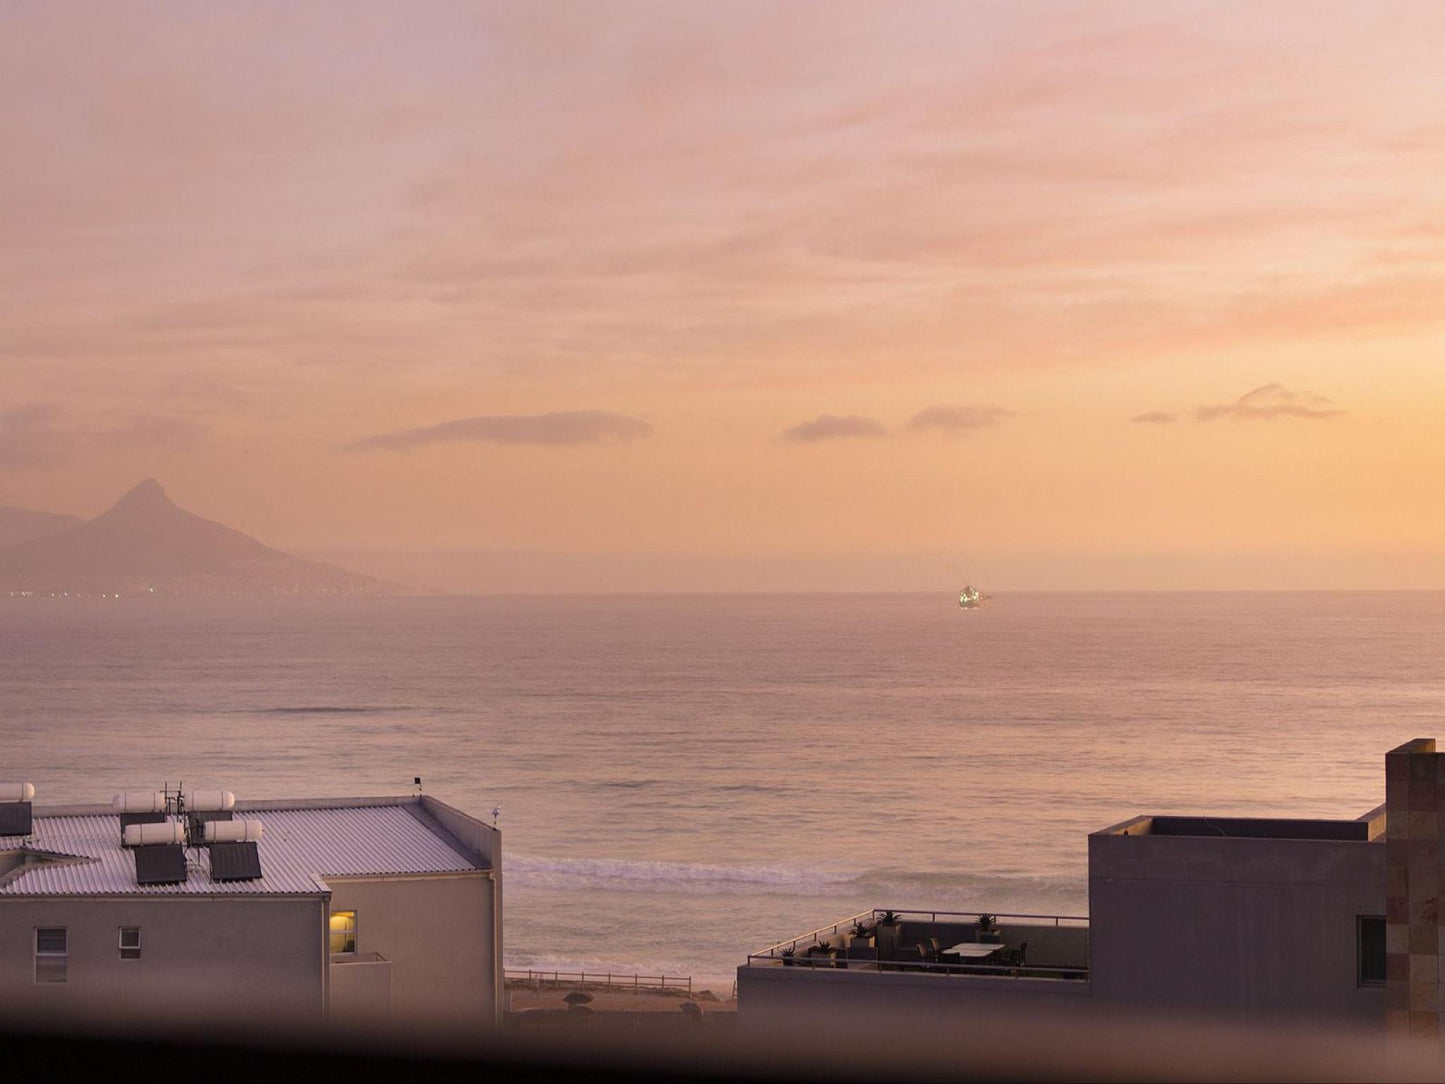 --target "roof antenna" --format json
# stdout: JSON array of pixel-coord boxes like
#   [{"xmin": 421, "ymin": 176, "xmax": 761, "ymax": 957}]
[
  {"xmin": 492, "ymin": 805, "xmax": 501, "ymax": 828},
  {"xmin": 412, "ymin": 776, "xmax": 422, "ymax": 797}
]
